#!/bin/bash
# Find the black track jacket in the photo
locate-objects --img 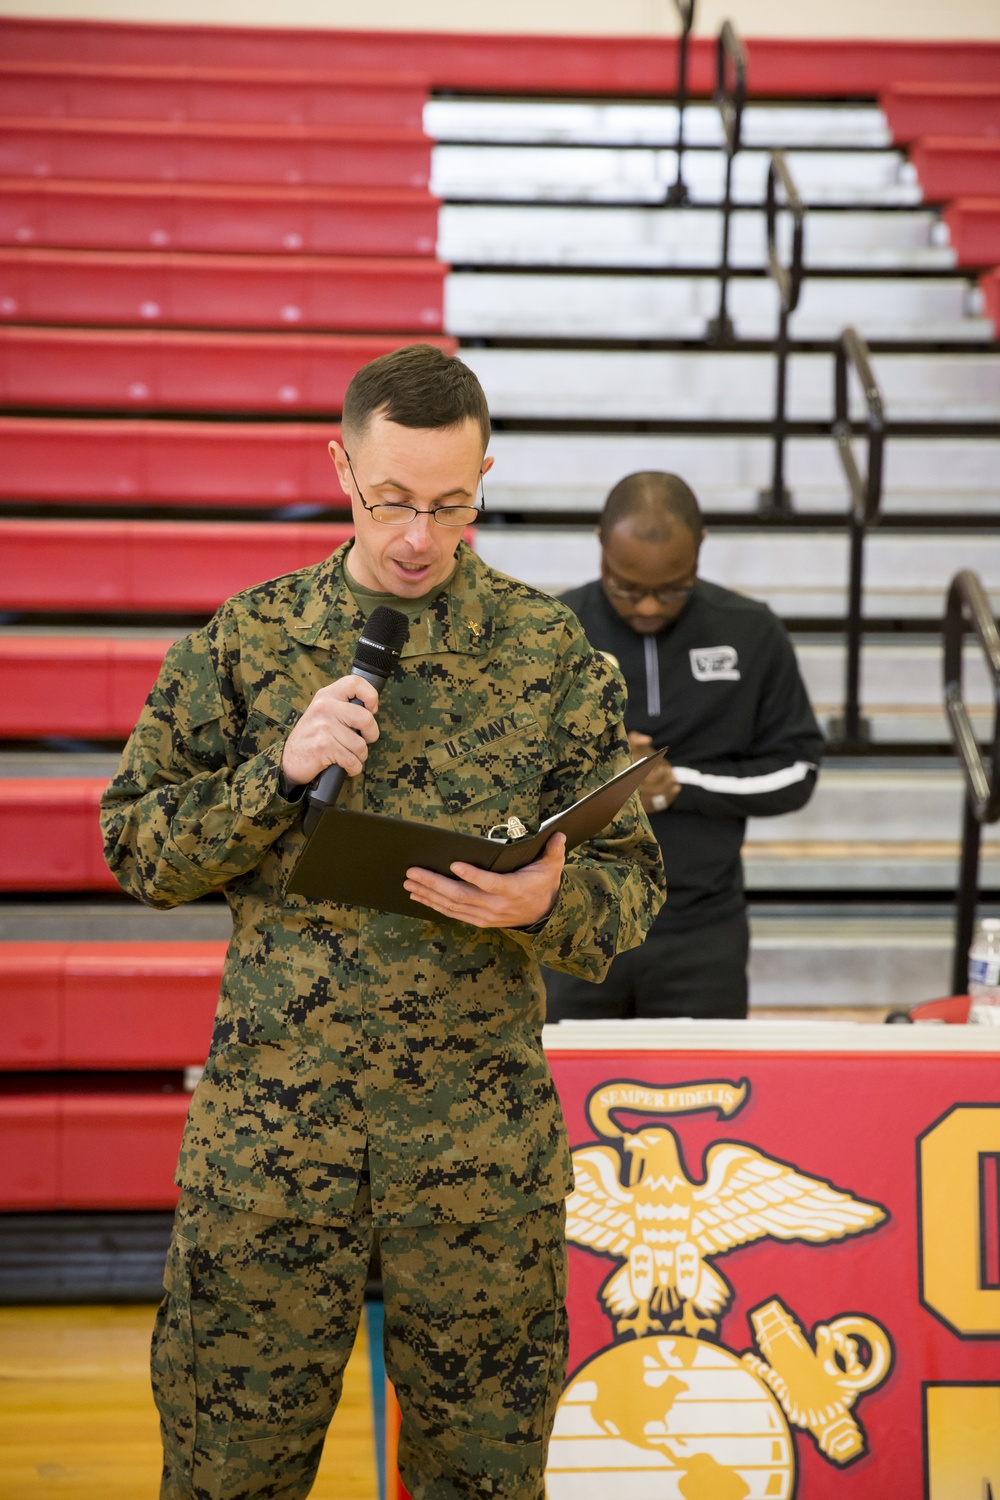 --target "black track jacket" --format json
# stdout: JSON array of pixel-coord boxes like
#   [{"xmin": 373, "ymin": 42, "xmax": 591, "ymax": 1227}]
[{"xmin": 561, "ymin": 578, "xmax": 825, "ymax": 931}]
